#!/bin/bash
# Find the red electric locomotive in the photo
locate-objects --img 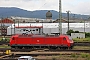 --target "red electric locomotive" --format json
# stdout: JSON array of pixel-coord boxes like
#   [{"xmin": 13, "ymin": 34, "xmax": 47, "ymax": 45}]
[{"xmin": 9, "ymin": 34, "xmax": 74, "ymax": 49}]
